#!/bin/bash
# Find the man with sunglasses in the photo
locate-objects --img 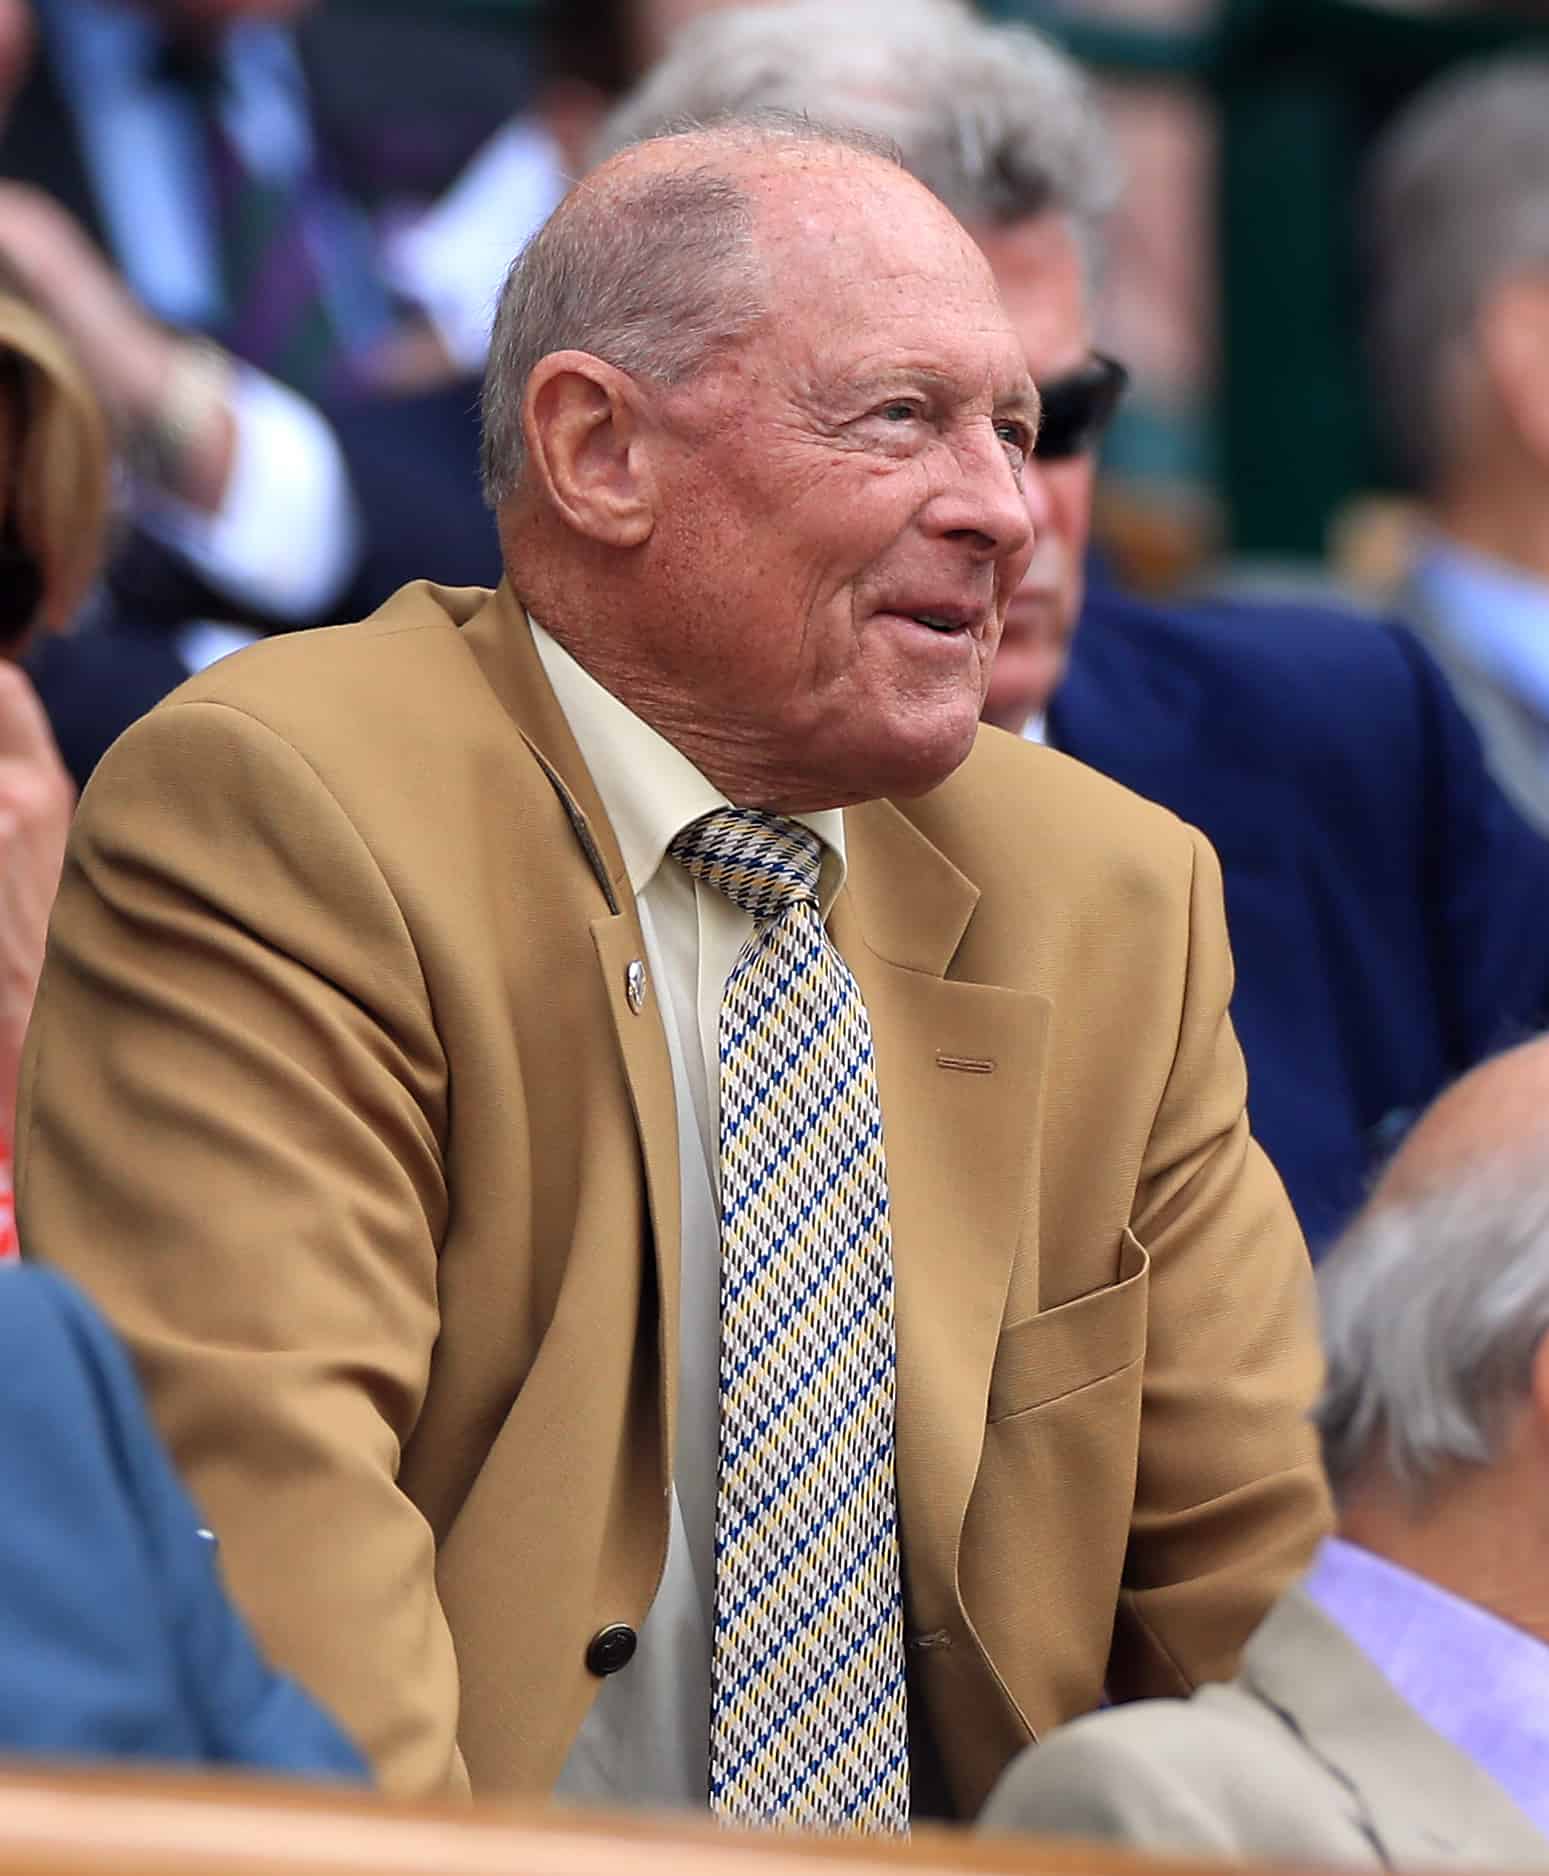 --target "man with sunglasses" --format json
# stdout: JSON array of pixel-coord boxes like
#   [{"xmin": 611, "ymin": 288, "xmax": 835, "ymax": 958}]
[{"xmin": 604, "ymin": 0, "xmax": 1549, "ymax": 1253}]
